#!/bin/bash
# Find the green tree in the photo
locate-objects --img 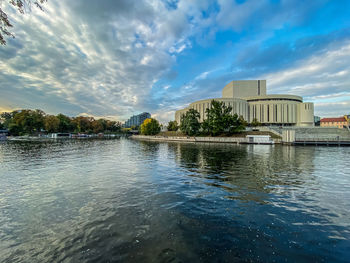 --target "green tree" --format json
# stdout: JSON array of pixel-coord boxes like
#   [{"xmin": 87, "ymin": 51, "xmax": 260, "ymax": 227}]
[
  {"xmin": 229, "ymin": 114, "xmax": 247, "ymax": 133},
  {"xmin": 8, "ymin": 122, "xmax": 22, "ymax": 135},
  {"xmin": 202, "ymin": 100, "xmax": 235, "ymax": 136},
  {"xmin": 0, "ymin": 112, "xmax": 14, "ymax": 127},
  {"xmin": 1, "ymin": 0, "xmax": 47, "ymax": 45},
  {"xmin": 32, "ymin": 109, "xmax": 45, "ymax": 132},
  {"xmin": 72, "ymin": 116, "xmax": 93, "ymax": 133},
  {"xmin": 201, "ymin": 100, "xmax": 247, "ymax": 135},
  {"xmin": 1, "ymin": 111, "xmax": 20, "ymax": 134},
  {"xmin": 104, "ymin": 120, "xmax": 121, "ymax": 132},
  {"xmin": 11, "ymin": 109, "xmax": 45, "ymax": 134},
  {"xmin": 180, "ymin": 109, "xmax": 200, "ymax": 136},
  {"xmin": 140, "ymin": 118, "xmax": 161, "ymax": 135},
  {"xmin": 97, "ymin": 119, "xmax": 108, "ymax": 131},
  {"xmin": 91, "ymin": 120, "xmax": 104, "ymax": 133},
  {"xmin": 110, "ymin": 121, "xmax": 122, "ymax": 132},
  {"xmin": 167, "ymin": 120, "xmax": 178, "ymax": 131},
  {"xmin": 57, "ymin": 114, "xmax": 73, "ymax": 132},
  {"xmin": 44, "ymin": 115, "xmax": 59, "ymax": 133},
  {"xmin": 250, "ymin": 118, "xmax": 261, "ymax": 127}
]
